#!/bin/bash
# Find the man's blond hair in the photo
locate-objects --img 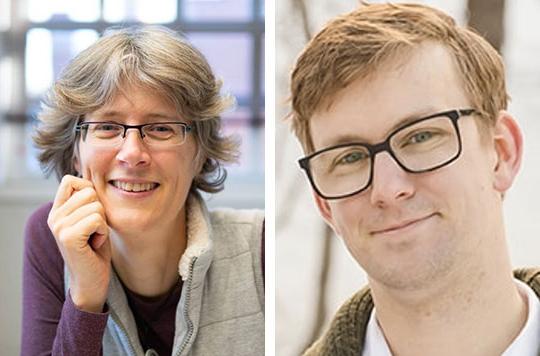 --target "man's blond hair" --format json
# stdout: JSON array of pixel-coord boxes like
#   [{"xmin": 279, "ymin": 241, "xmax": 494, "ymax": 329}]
[{"xmin": 289, "ymin": 3, "xmax": 508, "ymax": 153}]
